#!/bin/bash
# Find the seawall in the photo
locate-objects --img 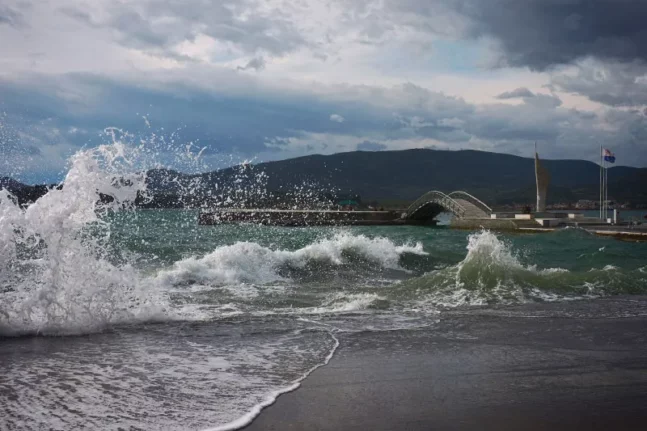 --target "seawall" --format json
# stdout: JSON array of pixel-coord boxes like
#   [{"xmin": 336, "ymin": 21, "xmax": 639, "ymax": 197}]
[
  {"xmin": 451, "ymin": 218, "xmax": 647, "ymax": 241},
  {"xmin": 198, "ymin": 209, "xmax": 437, "ymax": 227}
]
